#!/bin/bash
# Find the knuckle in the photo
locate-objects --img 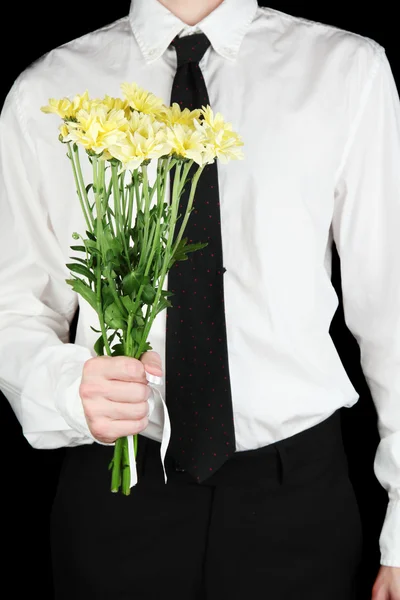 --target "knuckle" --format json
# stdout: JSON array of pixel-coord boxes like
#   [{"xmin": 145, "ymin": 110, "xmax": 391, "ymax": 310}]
[
  {"xmin": 79, "ymin": 382, "xmax": 94, "ymax": 401},
  {"xmin": 90, "ymin": 419, "xmax": 109, "ymax": 441},
  {"xmin": 83, "ymin": 356, "xmax": 100, "ymax": 376},
  {"xmin": 83, "ymin": 402, "xmax": 96, "ymax": 421},
  {"xmin": 122, "ymin": 357, "xmax": 144, "ymax": 379}
]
